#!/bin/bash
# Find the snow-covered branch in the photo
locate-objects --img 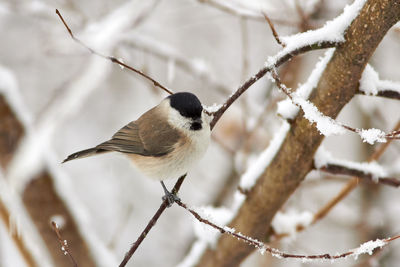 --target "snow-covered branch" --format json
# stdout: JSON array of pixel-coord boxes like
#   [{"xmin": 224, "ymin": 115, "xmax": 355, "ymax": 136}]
[
  {"xmin": 357, "ymin": 64, "xmax": 400, "ymax": 100},
  {"xmin": 271, "ymin": 70, "xmax": 400, "ymax": 144},
  {"xmin": 177, "ymin": 199, "xmax": 400, "ymax": 262},
  {"xmin": 314, "ymin": 146, "xmax": 397, "ymax": 184}
]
